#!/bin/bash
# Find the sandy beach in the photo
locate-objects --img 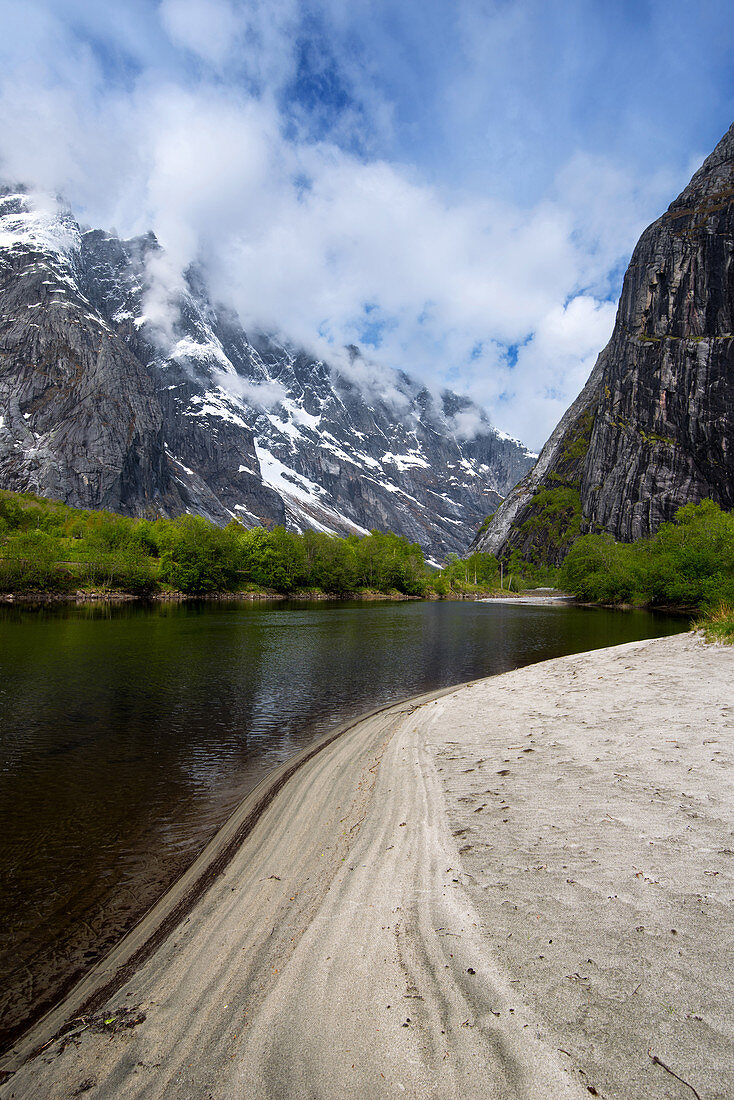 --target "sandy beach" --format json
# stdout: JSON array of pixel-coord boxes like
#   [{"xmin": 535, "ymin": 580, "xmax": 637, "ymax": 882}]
[{"xmin": 1, "ymin": 631, "xmax": 731, "ymax": 1099}]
